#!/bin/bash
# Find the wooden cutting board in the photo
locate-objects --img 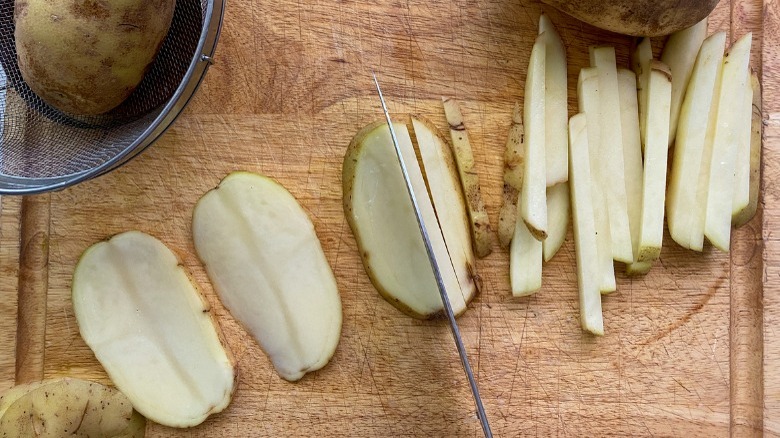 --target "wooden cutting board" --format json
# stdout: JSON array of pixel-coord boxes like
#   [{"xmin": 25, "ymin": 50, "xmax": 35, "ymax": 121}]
[{"xmin": 1, "ymin": 0, "xmax": 778, "ymax": 435}]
